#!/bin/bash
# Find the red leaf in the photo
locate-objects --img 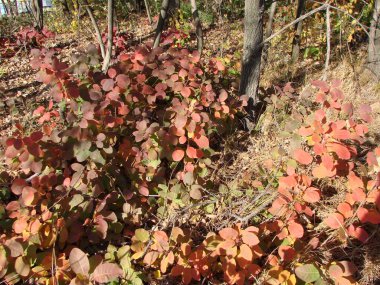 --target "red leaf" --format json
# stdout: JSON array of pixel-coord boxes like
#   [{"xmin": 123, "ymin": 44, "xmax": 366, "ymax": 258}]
[
  {"xmin": 13, "ymin": 217, "xmax": 28, "ymax": 234},
  {"xmin": 311, "ymin": 80, "xmax": 329, "ymax": 92},
  {"xmin": 30, "ymin": 131, "xmax": 43, "ymax": 142},
  {"xmin": 193, "ymin": 135, "xmax": 209, "ymax": 149},
  {"xmin": 181, "ymin": 87, "xmax": 192, "ymax": 98},
  {"xmin": 186, "ymin": 146, "xmax": 203, "ymax": 159},
  {"xmin": 303, "ymin": 187, "xmax": 321, "ymax": 203},
  {"xmin": 347, "ymin": 225, "xmax": 368, "ymax": 243},
  {"xmin": 22, "ymin": 186, "xmax": 36, "ymax": 206},
  {"xmin": 288, "ymin": 221, "xmax": 304, "ymax": 239},
  {"xmin": 219, "ymin": 90, "xmax": 228, "ymax": 102},
  {"xmin": 315, "ymin": 109, "xmax": 325, "ymax": 121},
  {"xmin": 294, "ymin": 149, "xmax": 313, "ymax": 165},
  {"xmin": 278, "ymin": 245, "xmax": 296, "ymax": 261},
  {"xmin": 357, "ymin": 207, "xmax": 380, "ymax": 224},
  {"xmin": 327, "ymin": 142, "xmax": 351, "ymax": 160},
  {"xmin": 116, "ymin": 74, "xmax": 130, "ymax": 89},
  {"xmin": 337, "ymin": 203, "xmax": 353, "ymax": 218},
  {"xmin": 359, "ymin": 104, "xmax": 372, "ymax": 123},
  {"xmin": 172, "ymin": 149, "xmax": 185, "ymax": 162},
  {"xmin": 324, "ymin": 213, "xmax": 344, "ymax": 229},
  {"xmin": 11, "ymin": 179, "xmax": 27, "ymax": 195},
  {"xmin": 347, "ymin": 173, "xmax": 364, "ymax": 191},
  {"xmin": 299, "ymin": 126, "xmax": 314, "ymax": 137},
  {"xmin": 101, "ymin": 79, "xmax": 114, "ymax": 92},
  {"xmin": 312, "ymin": 164, "xmax": 336, "ymax": 178},
  {"xmin": 107, "ymin": 68, "xmax": 117, "ymax": 79}
]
